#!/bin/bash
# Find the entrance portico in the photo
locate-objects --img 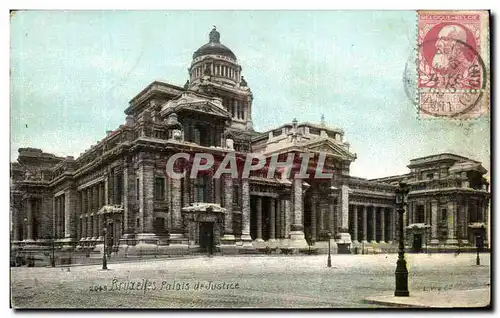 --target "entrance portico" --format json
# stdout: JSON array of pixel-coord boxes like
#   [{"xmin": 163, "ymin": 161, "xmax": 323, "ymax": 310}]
[{"xmin": 182, "ymin": 203, "xmax": 225, "ymax": 251}]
